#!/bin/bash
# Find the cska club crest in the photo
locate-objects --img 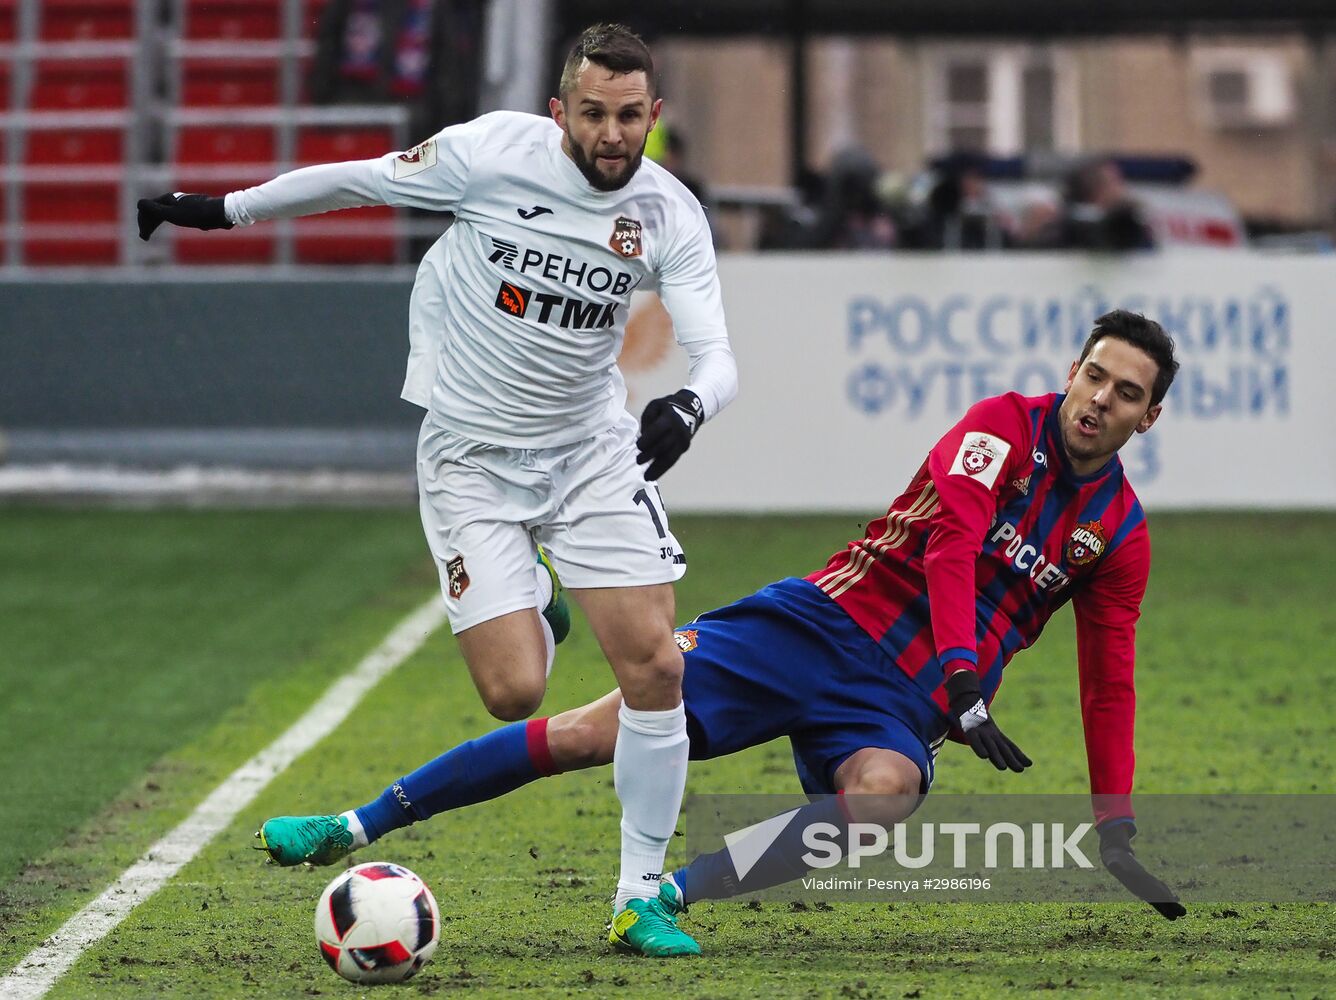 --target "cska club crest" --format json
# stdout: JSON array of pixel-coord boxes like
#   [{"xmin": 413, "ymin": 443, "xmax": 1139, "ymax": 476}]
[
  {"xmin": 446, "ymin": 555, "xmax": 470, "ymax": 598},
  {"xmin": 674, "ymin": 629, "xmax": 698, "ymax": 652},
  {"xmin": 1065, "ymin": 520, "xmax": 1107, "ymax": 567},
  {"xmin": 609, "ymin": 216, "xmax": 643, "ymax": 258}
]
